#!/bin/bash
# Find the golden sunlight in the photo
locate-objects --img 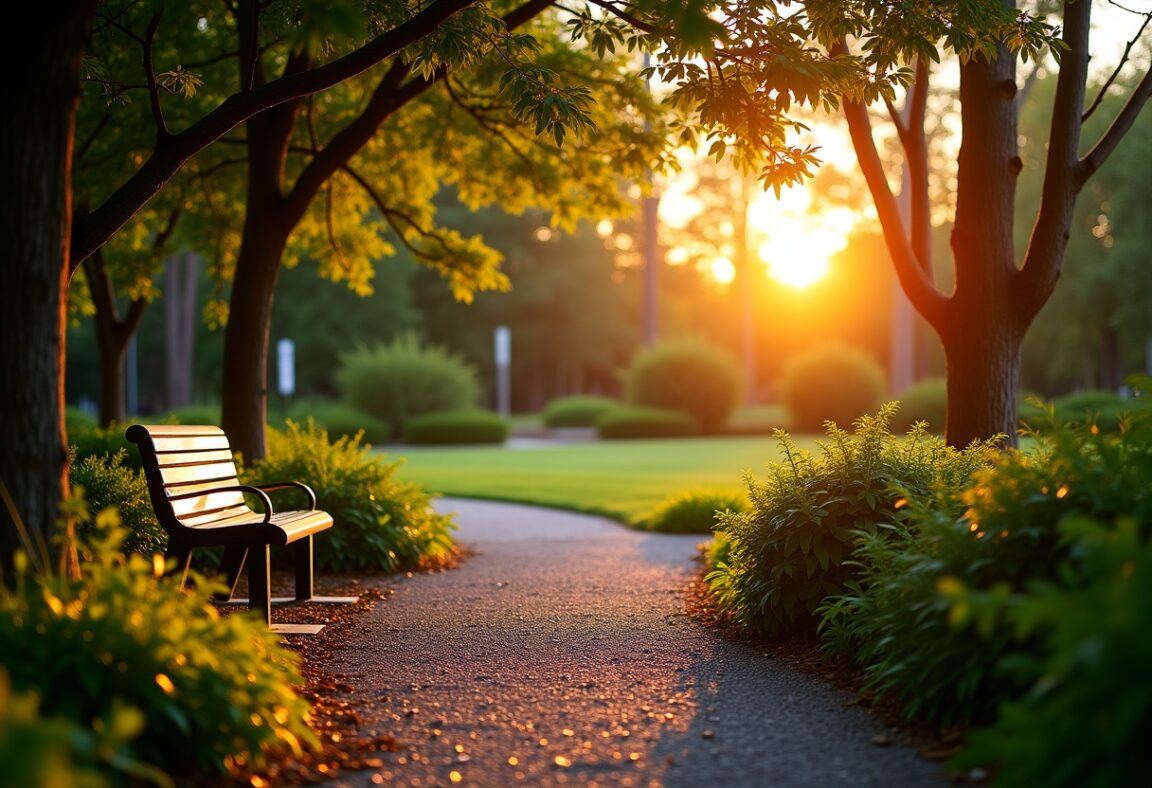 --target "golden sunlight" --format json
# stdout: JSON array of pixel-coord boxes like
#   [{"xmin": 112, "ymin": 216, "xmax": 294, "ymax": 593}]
[
  {"xmin": 710, "ymin": 256, "xmax": 736, "ymax": 285},
  {"xmin": 749, "ymin": 187, "xmax": 854, "ymax": 289}
]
